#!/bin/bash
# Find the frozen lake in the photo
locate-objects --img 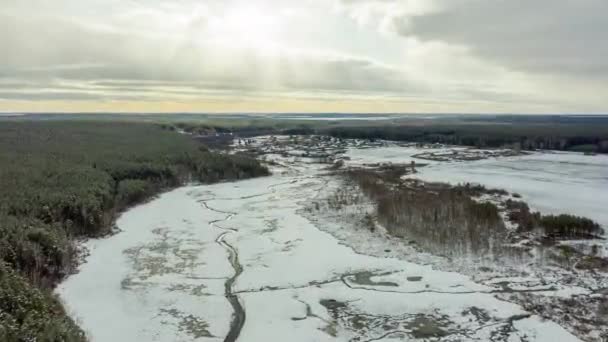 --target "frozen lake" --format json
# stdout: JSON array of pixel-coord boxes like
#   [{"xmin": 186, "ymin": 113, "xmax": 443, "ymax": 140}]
[
  {"xmin": 414, "ymin": 152, "xmax": 608, "ymax": 228},
  {"xmin": 345, "ymin": 146, "xmax": 608, "ymax": 227}
]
